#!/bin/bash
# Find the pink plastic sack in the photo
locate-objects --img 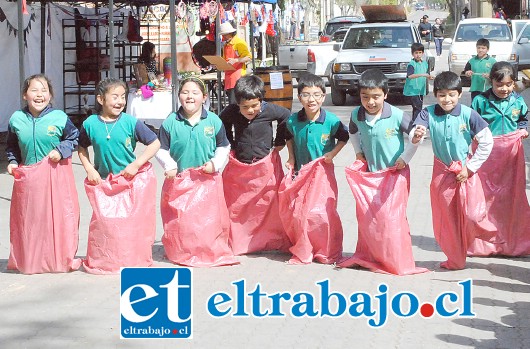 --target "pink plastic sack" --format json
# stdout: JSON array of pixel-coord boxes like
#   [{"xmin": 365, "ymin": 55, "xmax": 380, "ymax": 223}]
[
  {"xmin": 430, "ymin": 157, "xmax": 496, "ymax": 270},
  {"xmin": 223, "ymin": 150, "xmax": 291, "ymax": 255},
  {"xmin": 161, "ymin": 168, "xmax": 238, "ymax": 267},
  {"xmin": 8, "ymin": 158, "xmax": 81, "ymax": 274},
  {"xmin": 278, "ymin": 158, "xmax": 343, "ymax": 264},
  {"xmin": 83, "ymin": 163, "xmax": 157, "ymax": 274},
  {"xmin": 468, "ymin": 130, "xmax": 530, "ymax": 256},
  {"xmin": 337, "ymin": 161, "xmax": 429, "ymax": 275}
]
